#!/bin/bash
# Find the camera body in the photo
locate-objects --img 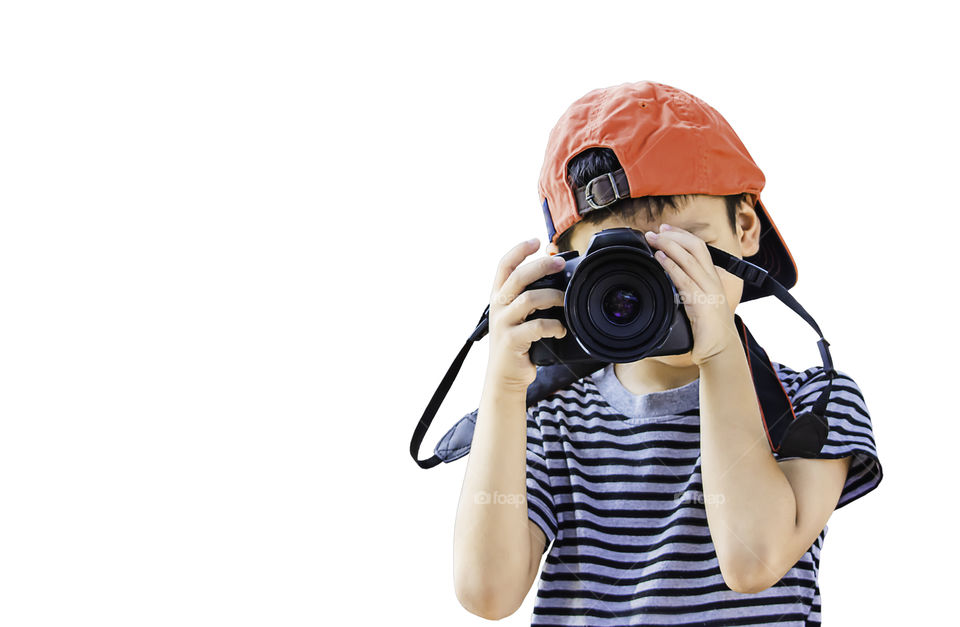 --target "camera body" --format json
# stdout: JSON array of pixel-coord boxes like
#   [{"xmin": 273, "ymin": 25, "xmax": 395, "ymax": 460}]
[{"xmin": 524, "ymin": 227, "xmax": 694, "ymax": 365}]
